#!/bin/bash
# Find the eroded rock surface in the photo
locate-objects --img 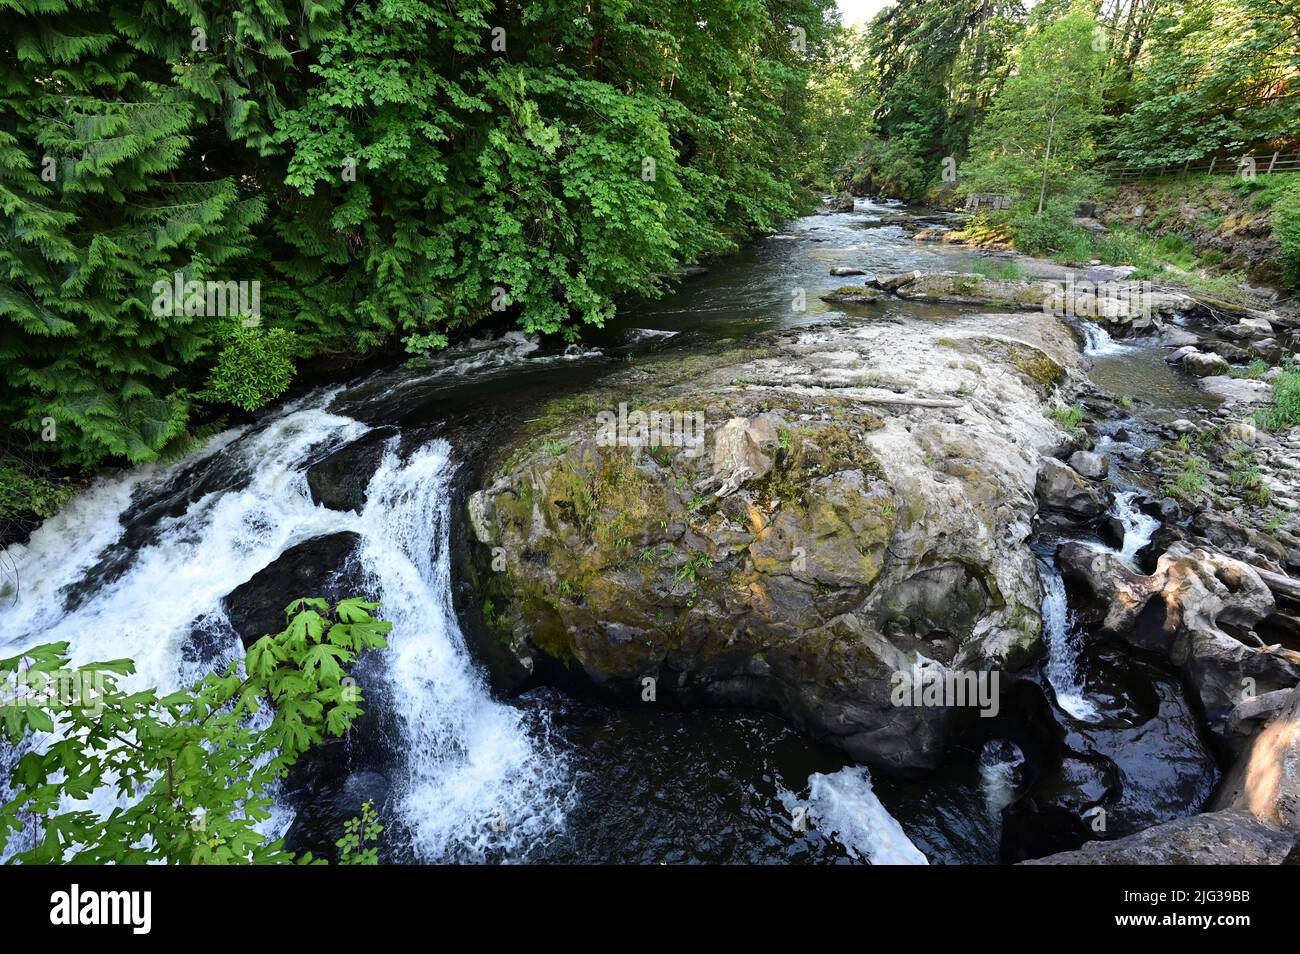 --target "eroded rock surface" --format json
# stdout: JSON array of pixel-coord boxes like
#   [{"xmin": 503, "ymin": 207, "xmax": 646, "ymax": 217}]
[
  {"xmin": 470, "ymin": 314, "xmax": 1082, "ymax": 769},
  {"xmin": 1021, "ymin": 809, "xmax": 1295, "ymax": 865},
  {"xmin": 1058, "ymin": 542, "xmax": 1300, "ymax": 725}
]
